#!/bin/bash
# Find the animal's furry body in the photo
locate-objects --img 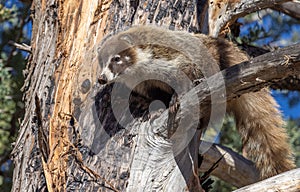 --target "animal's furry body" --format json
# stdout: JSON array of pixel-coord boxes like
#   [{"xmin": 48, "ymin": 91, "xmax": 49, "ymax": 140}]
[{"xmin": 98, "ymin": 26, "xmax": 295, "ymax": 179}]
